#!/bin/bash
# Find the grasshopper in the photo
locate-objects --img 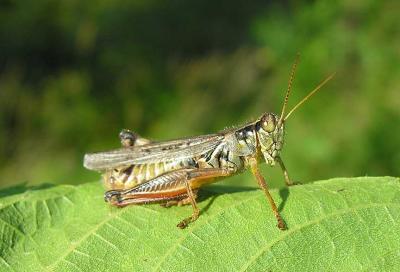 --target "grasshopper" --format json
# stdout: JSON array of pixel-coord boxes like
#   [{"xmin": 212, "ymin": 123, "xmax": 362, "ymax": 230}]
[{"xmin": 84, "ymin": 58, "xmax": 334, "ymax": 230}]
